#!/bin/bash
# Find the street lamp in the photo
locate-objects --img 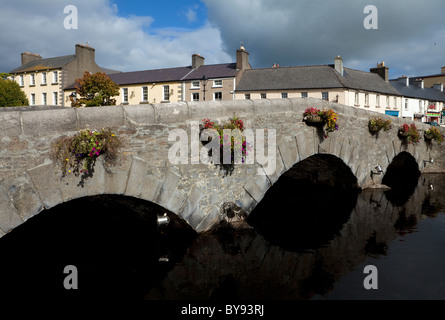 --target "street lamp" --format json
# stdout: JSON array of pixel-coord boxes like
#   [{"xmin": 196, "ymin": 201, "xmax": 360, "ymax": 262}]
[{"xmin": 201, "ymin": 75, "xmax": 208, "ymax": 101}]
